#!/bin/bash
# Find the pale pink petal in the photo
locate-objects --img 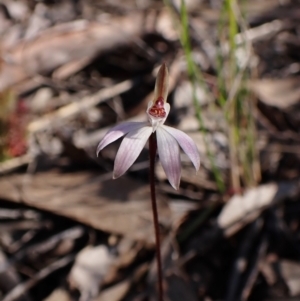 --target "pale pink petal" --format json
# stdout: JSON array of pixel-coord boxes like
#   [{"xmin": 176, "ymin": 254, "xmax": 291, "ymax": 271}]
[
  {"xmin": 113, "ymin": 126, "xmax": 152, "ymax": 179},
  {"xmin": 156, "ymin": 127, "xmax": 181, "ymax": 190},
  {"xmin": 97, "ymin": 122, "xmax": 147, "ymax": 156},
  {"xmin": 162, "ymin": 125, "xmax": 200, "ymax": 171}
]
